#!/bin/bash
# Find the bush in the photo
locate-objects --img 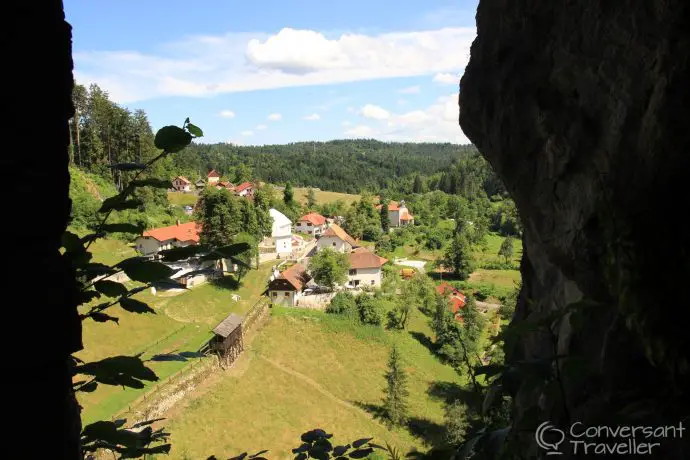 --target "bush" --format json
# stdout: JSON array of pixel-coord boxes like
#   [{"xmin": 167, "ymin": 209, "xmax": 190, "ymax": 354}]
[
  {"xmin": 326, "ymin": 292, "xmax": 357, "ymax": 317},
  {"xmin": 362, "ymin": 225, "xmax": 382, "ymax": 242},
  {"xmin": 481, "ymin": 261, "xmax": 519, "ymax": 270},
  {"xmin": 356, "ymin": 294, "xmax": 384, "ymax": 325}
]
